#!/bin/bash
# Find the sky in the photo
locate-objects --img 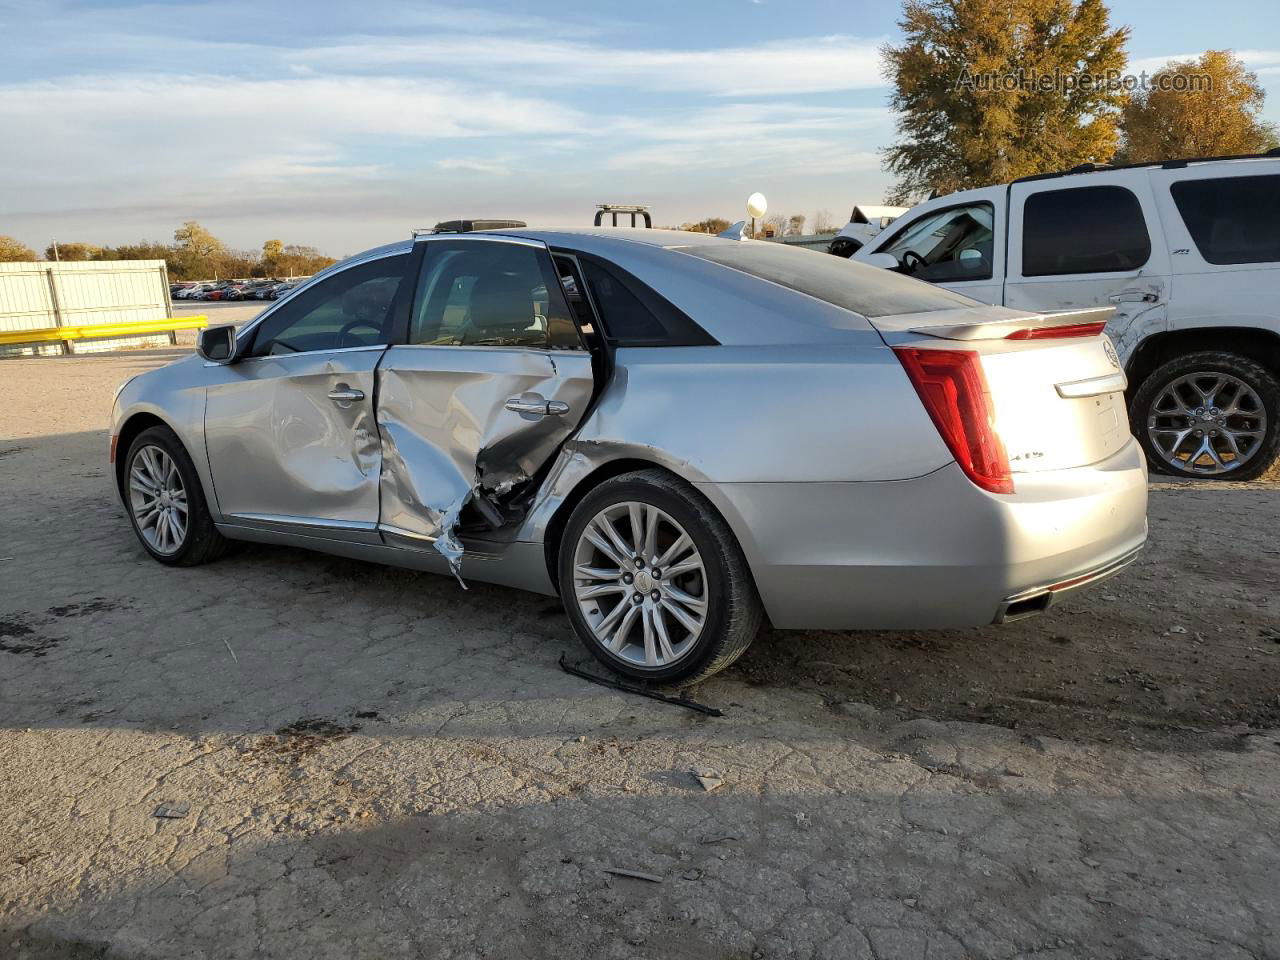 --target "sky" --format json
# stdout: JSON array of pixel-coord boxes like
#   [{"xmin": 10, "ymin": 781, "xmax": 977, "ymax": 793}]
[{"xmin": 1, "ymin": 0, "xmax": 1277, "ymax": 257}]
